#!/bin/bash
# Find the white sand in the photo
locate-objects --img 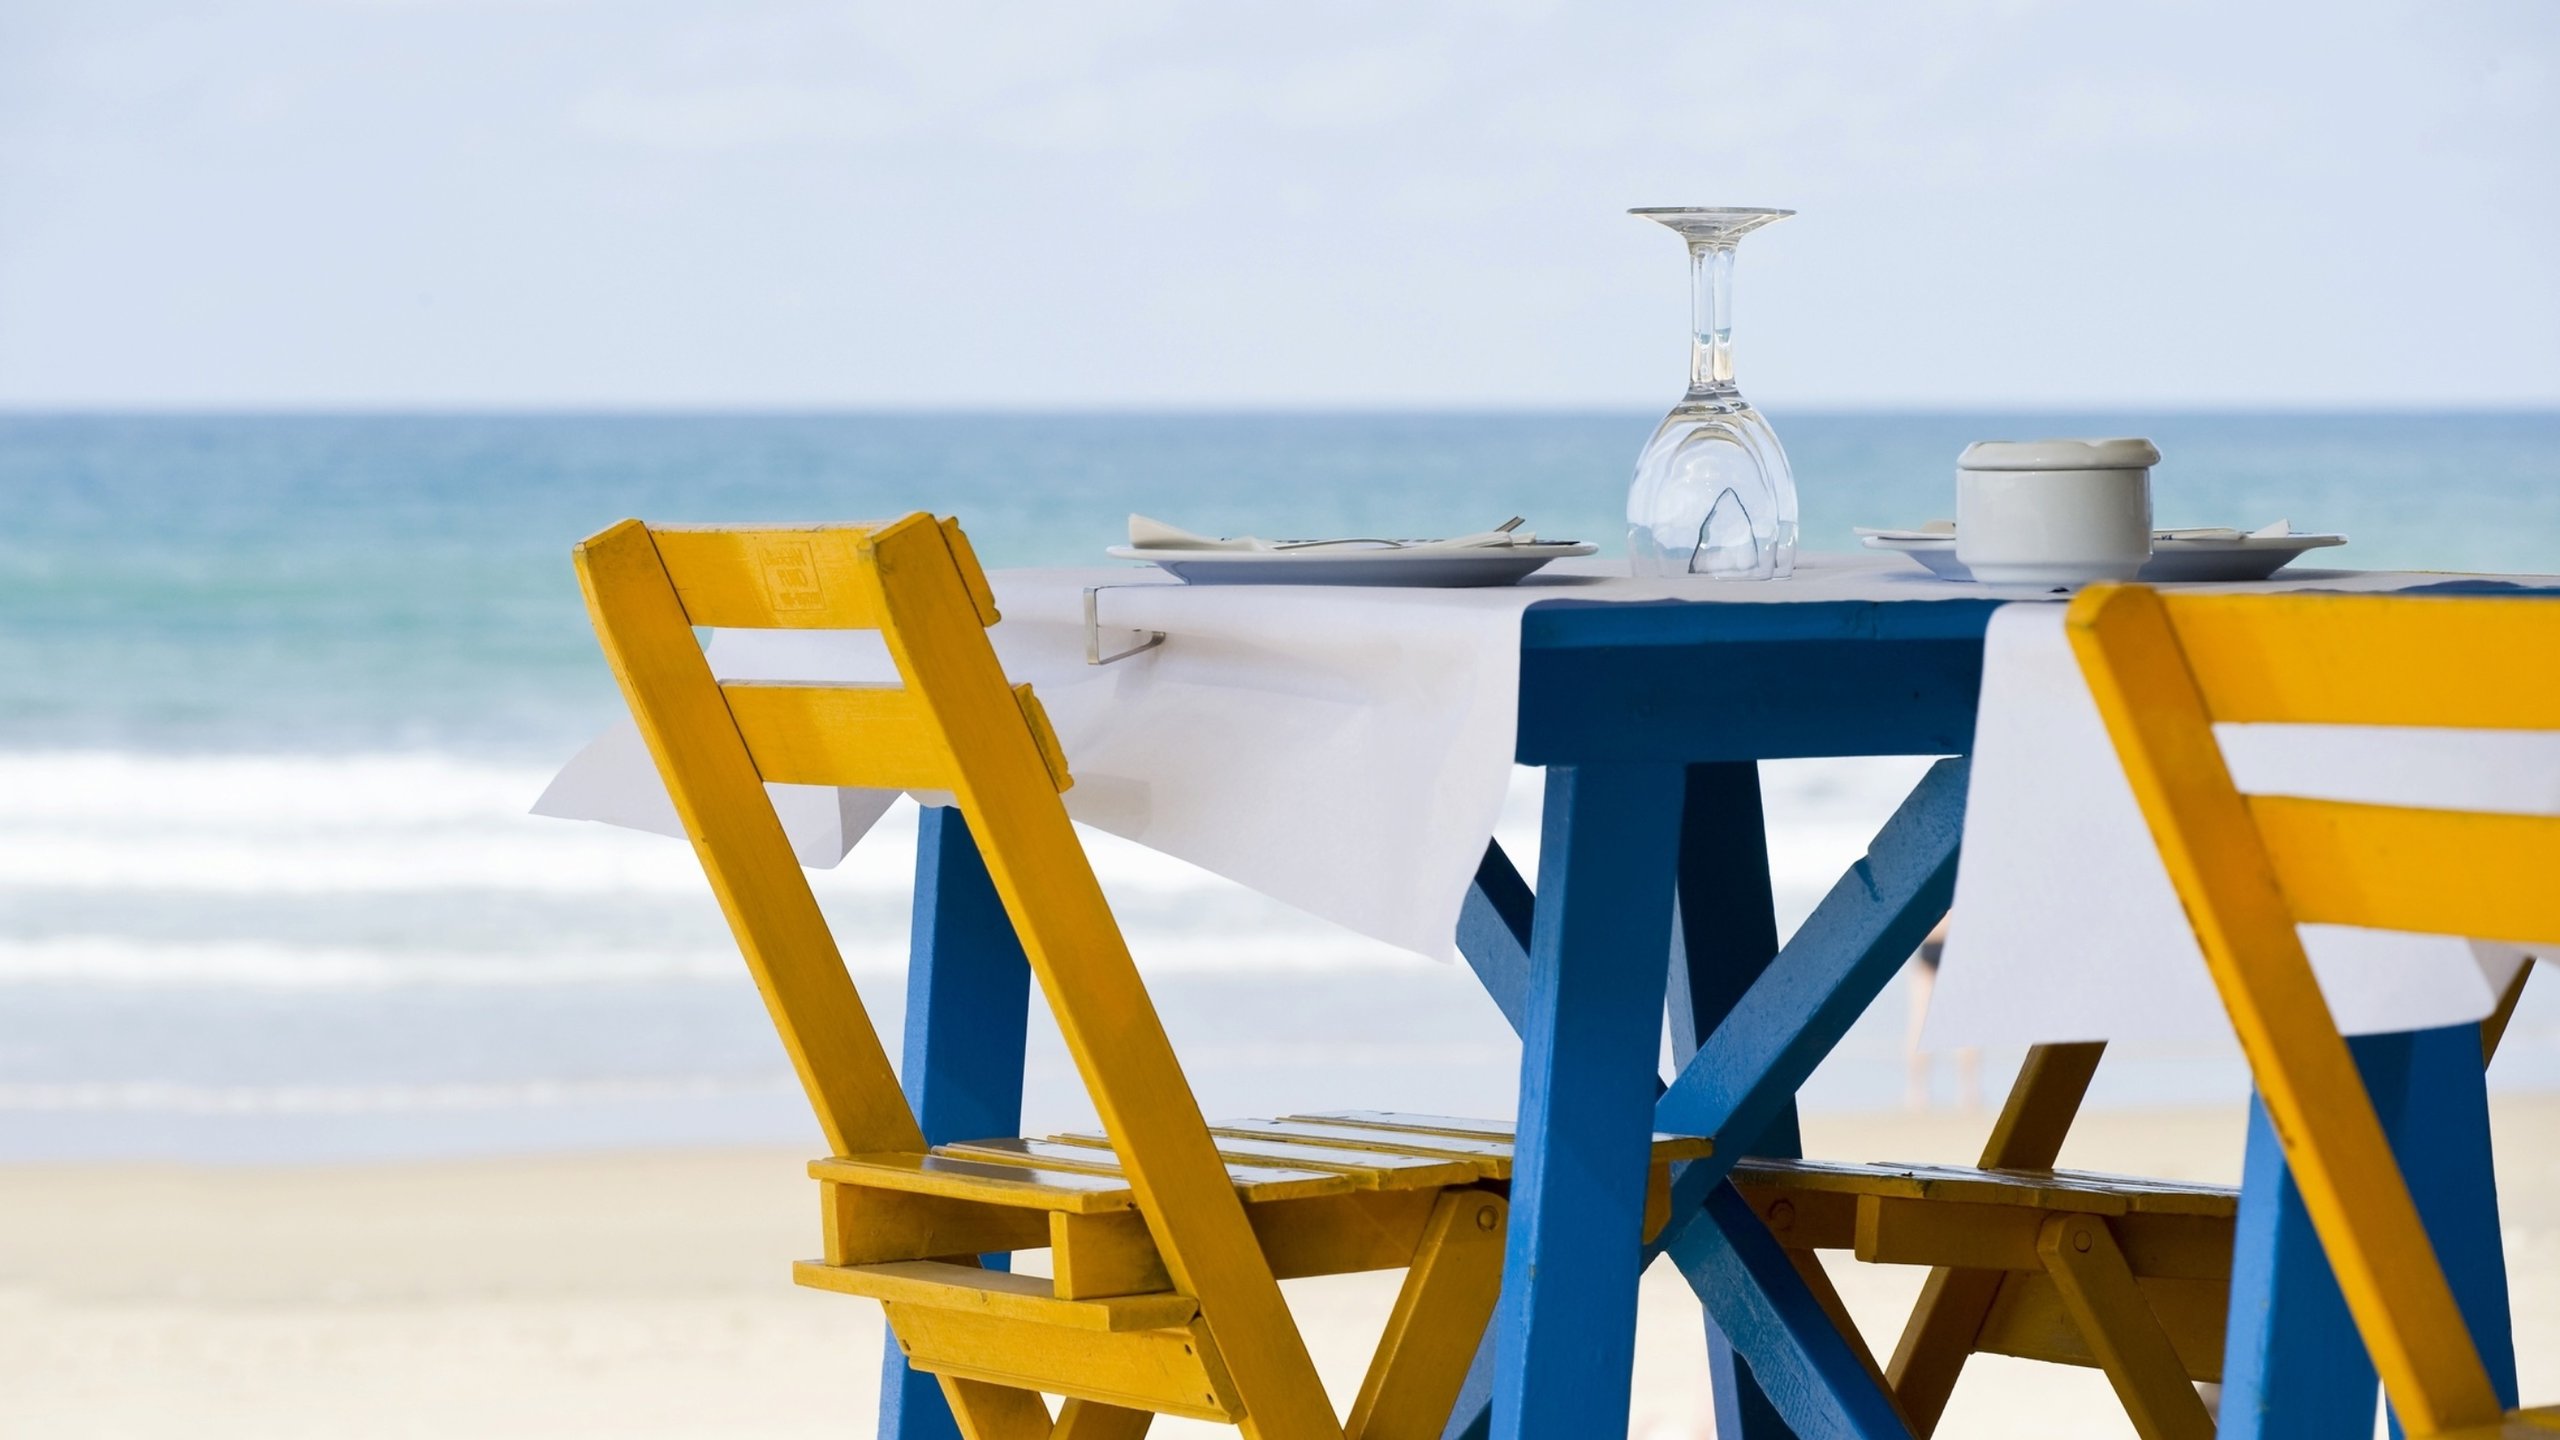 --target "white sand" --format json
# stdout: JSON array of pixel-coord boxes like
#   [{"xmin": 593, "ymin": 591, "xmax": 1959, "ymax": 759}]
[{"xmin": 3, "ymin": 1100, "xmax": 2553, "ymax": 1438}]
